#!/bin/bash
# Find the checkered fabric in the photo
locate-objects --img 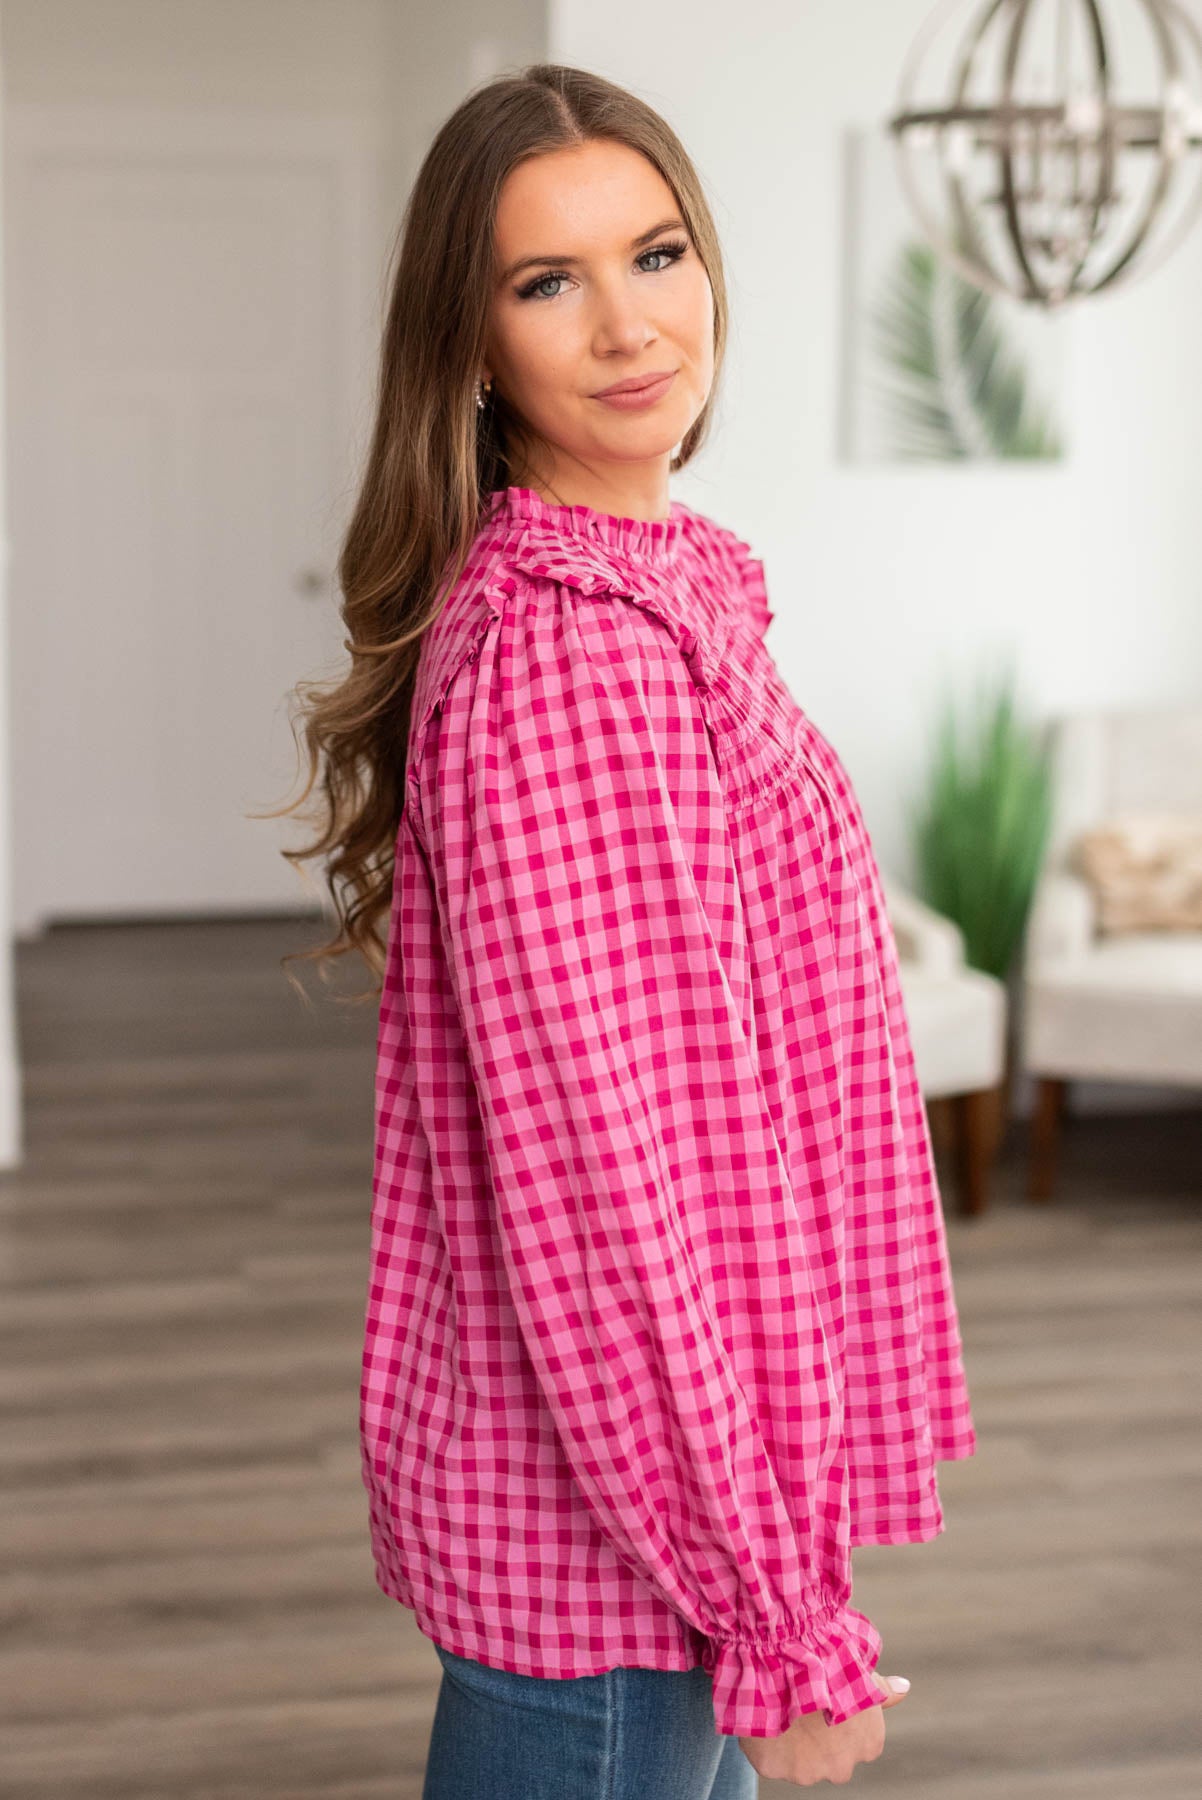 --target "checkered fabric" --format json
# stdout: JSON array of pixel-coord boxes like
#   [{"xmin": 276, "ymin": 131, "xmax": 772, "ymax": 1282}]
[{"xmin": 361, "ymin": 485, "xmax": 976, "ymax": 1739}]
